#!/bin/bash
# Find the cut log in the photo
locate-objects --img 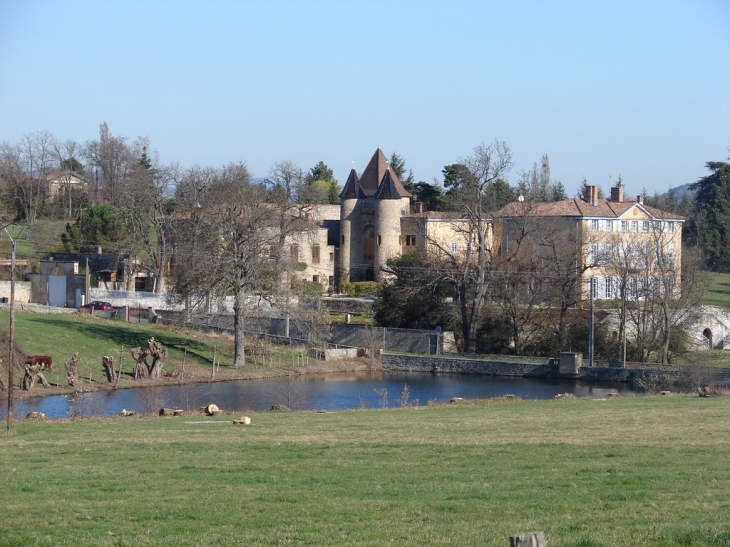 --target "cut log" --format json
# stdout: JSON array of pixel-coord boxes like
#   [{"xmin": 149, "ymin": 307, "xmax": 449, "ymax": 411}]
[
  {"xmin": 159, "ymin": 408, "xmax": 176, "ymax": 416},
  {"xmin": 205, "ymin": 404, "xmax": 219, "ymax": 415},
  {"xmin": 233, "ymin": 416, "xmax": 251, "ymax": 425},
  {"xmin": 510, "ymin": 532, "xmax": 546, "ymax": 547}
]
